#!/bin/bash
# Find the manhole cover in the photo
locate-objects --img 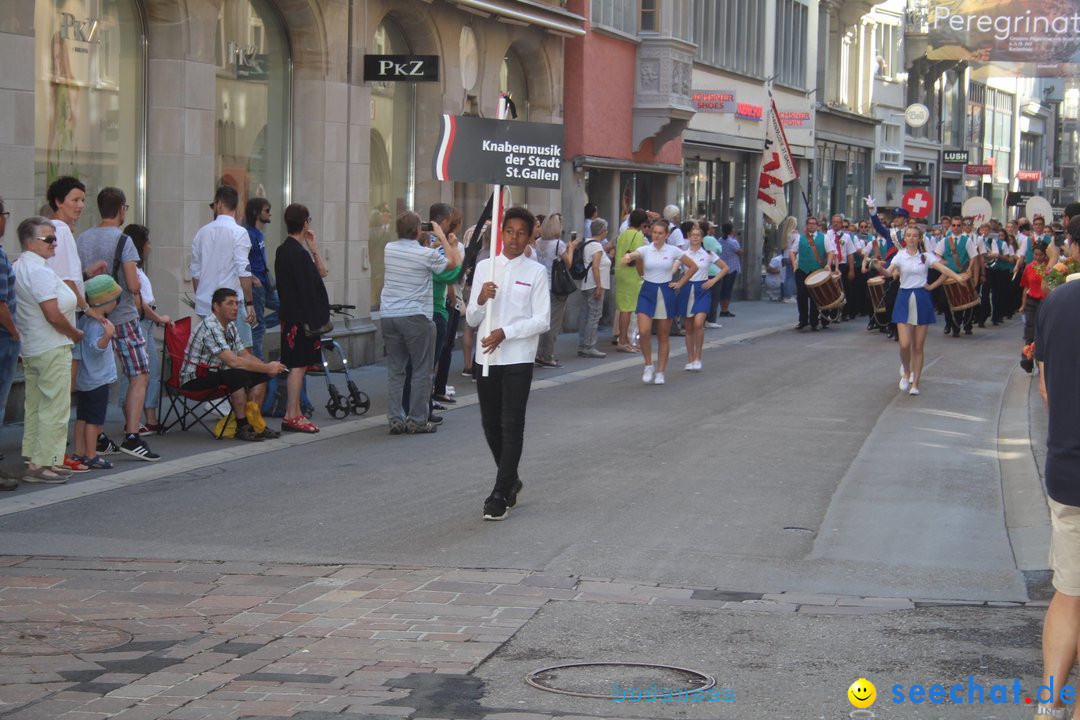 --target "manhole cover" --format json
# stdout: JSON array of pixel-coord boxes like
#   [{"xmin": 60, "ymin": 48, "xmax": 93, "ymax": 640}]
[
  {"xmin": 526, "ymin": 662, "xmax": 715, "ymax": 699},
  {"xmin": 0, "ymin": 621, "xmax": 132, "ymax": 655}
]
